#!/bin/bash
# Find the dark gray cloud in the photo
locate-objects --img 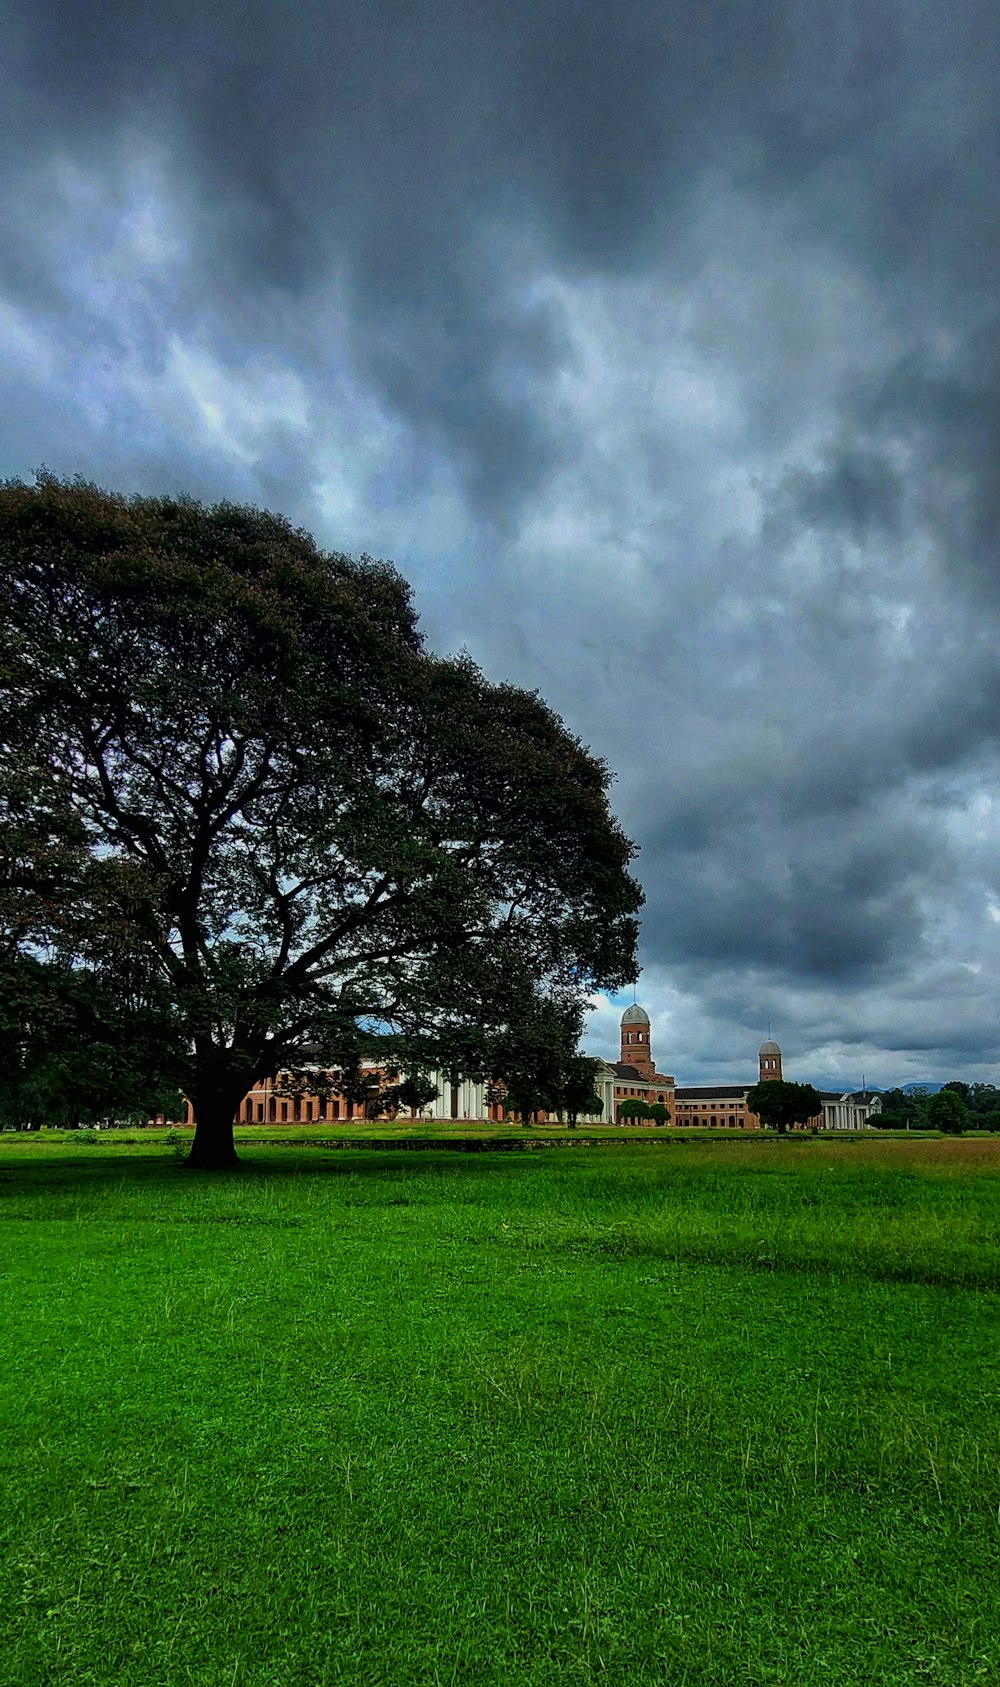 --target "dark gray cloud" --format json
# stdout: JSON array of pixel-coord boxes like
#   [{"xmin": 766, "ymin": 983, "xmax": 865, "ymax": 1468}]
[{"xmin": 3, "ymin": 0, "xmax": 1000, "ymax": 1084}]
